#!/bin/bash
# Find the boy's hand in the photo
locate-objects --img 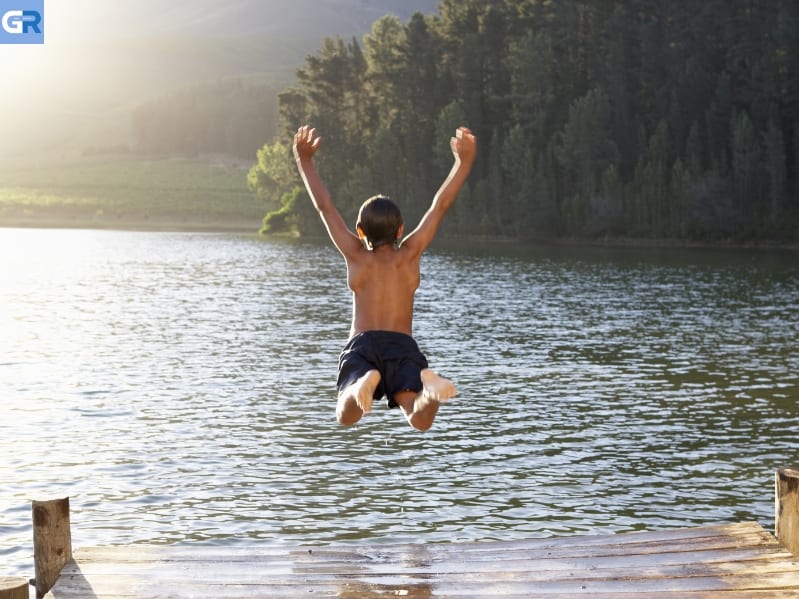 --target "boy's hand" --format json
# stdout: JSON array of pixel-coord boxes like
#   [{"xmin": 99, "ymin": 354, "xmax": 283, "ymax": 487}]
[
  {"xmin": 293, "ymin": 125, "xmax": 321, "ymax": 162},
  {"xmin": 451, "ymin": 127, "xmax": 476, "ymax": 164}
]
